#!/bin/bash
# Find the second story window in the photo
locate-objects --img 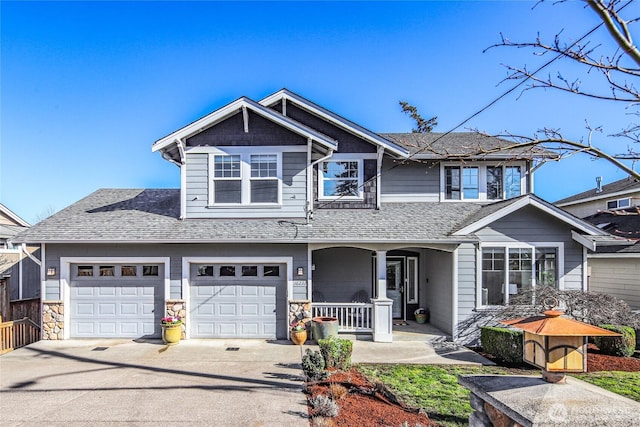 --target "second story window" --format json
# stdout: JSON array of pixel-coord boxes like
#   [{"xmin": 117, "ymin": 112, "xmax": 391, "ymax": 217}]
[
  {"xmin": 319, "ymin": 160, "xmax": 362, "ymax": 199},
  {"xmin": 213, "ymin": 155, "xmax": 241, "ymax": 204},
  {"xmin": 606, "ymin": 197, "xmax": 630, "ymax": 210},
  {"xmin": 209, "ymin": 150, "xmax": 282, "ymax": 206},
  {"xmin": 442, "ymin": 163, "xmax": 524, "ymax": 201}
]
